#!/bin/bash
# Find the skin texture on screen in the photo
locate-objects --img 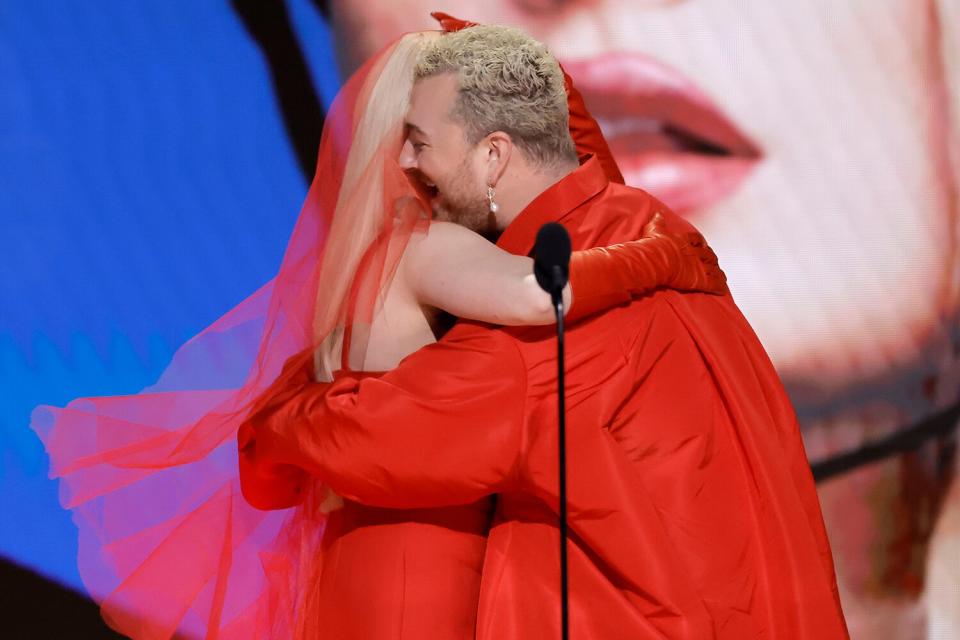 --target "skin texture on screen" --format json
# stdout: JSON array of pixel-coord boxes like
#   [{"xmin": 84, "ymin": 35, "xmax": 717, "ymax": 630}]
[{"xmin": 319, "ymin": 2, "xmax": 959, "ymax": 638}]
